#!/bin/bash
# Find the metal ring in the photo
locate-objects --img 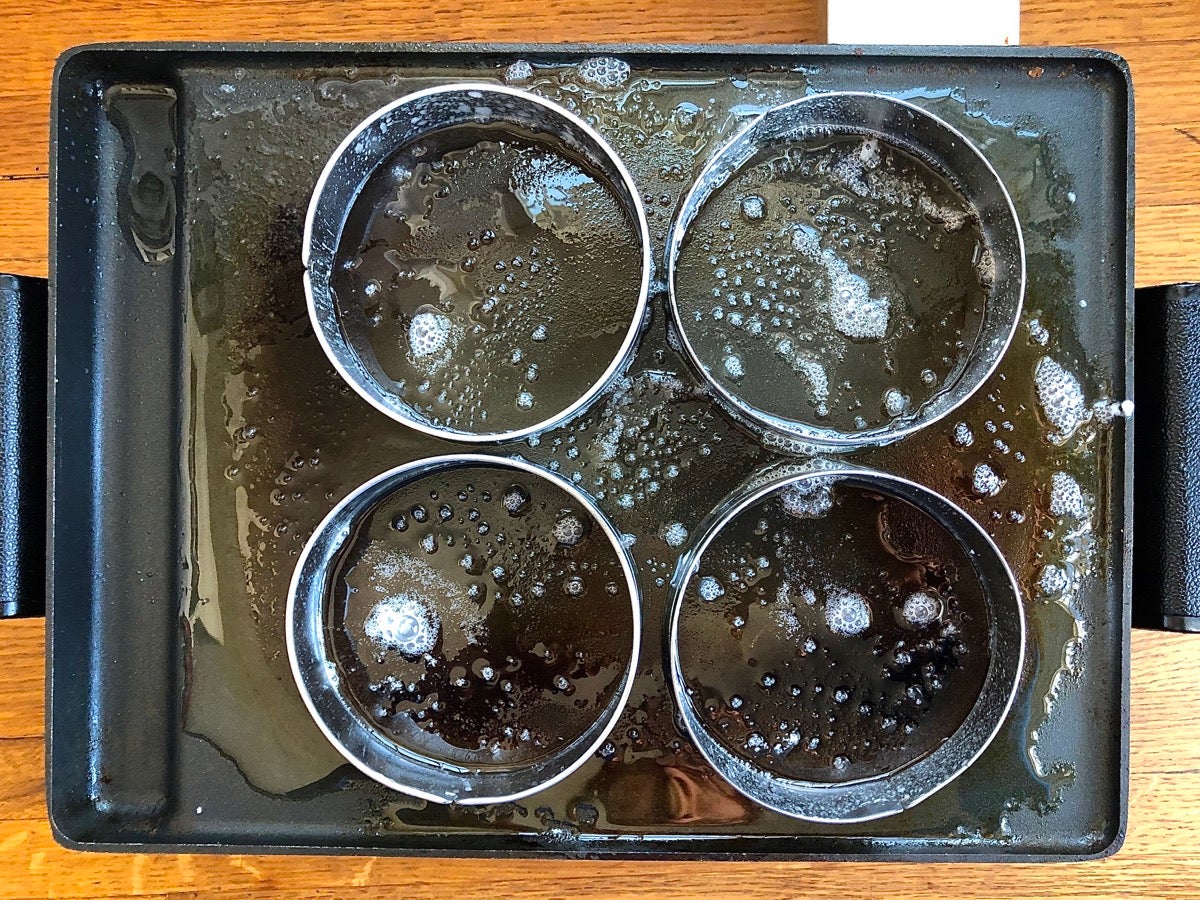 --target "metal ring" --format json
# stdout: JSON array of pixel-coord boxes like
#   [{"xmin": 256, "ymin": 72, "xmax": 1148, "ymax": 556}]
[
  {"xmin": 305, "ymin": 83, "xmax": 652, "ymax": 443},
  {"xmin": 666, "ymin": 91, "xmax": 1025, "ymax": 453},
  {"xmin": 666, "ymin": 459, "xmax": 1025, "ymax": 822},
  {"xmin": 288, "ymin": 453, "xmax": 642, "ymax": 804}
]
